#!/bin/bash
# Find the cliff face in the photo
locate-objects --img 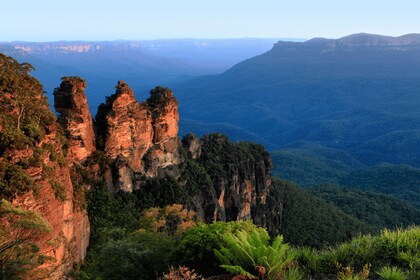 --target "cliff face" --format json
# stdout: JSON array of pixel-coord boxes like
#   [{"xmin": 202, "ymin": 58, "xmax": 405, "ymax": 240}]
[
  {"xmin": 181, "ymin": 133, "xmax": 272, "ymax": 224},
  {"xmin": 11, "ymin": 146, "xmax": 90, "ymax": 278},
  {"xmin": 0, "ymin": 56, "xmax": 90, "ymax": 279},
  {"xmin": 144, "ymin": 86, "xmax": 180, "ymax": 177},
  {"xmin": 95, "ymin": 82, "xmax": 180, "ymax": 192},
  {"xmin": 54, "ymin": 77, "xmax": 96, "ymax": 163}
]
